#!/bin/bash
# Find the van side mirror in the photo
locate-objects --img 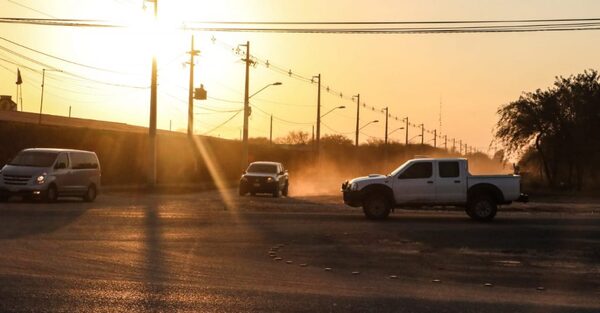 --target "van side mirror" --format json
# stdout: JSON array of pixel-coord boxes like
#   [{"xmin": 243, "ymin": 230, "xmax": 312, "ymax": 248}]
[{"xmin": 55, "ymin": 162, "xmax": 66, "ymax": 169}]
